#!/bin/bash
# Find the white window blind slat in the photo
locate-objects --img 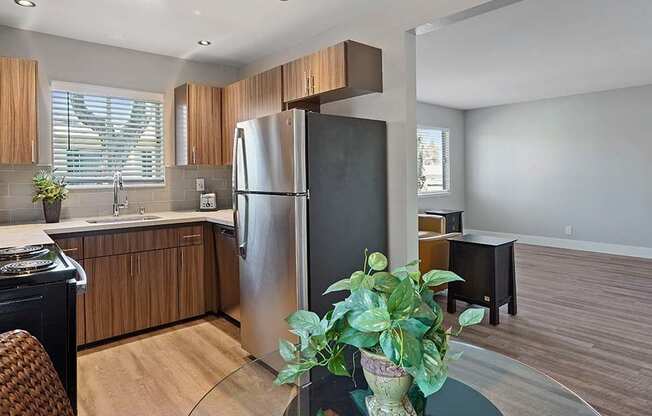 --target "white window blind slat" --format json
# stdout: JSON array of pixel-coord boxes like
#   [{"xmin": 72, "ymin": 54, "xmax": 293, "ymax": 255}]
[
  {"xmin": 51, "ymin": 88, "xmax": 165, "ymax": 187},
  {"xmin": 417, "ymin": 127, "xmax": 450, "ymax": 194}
]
